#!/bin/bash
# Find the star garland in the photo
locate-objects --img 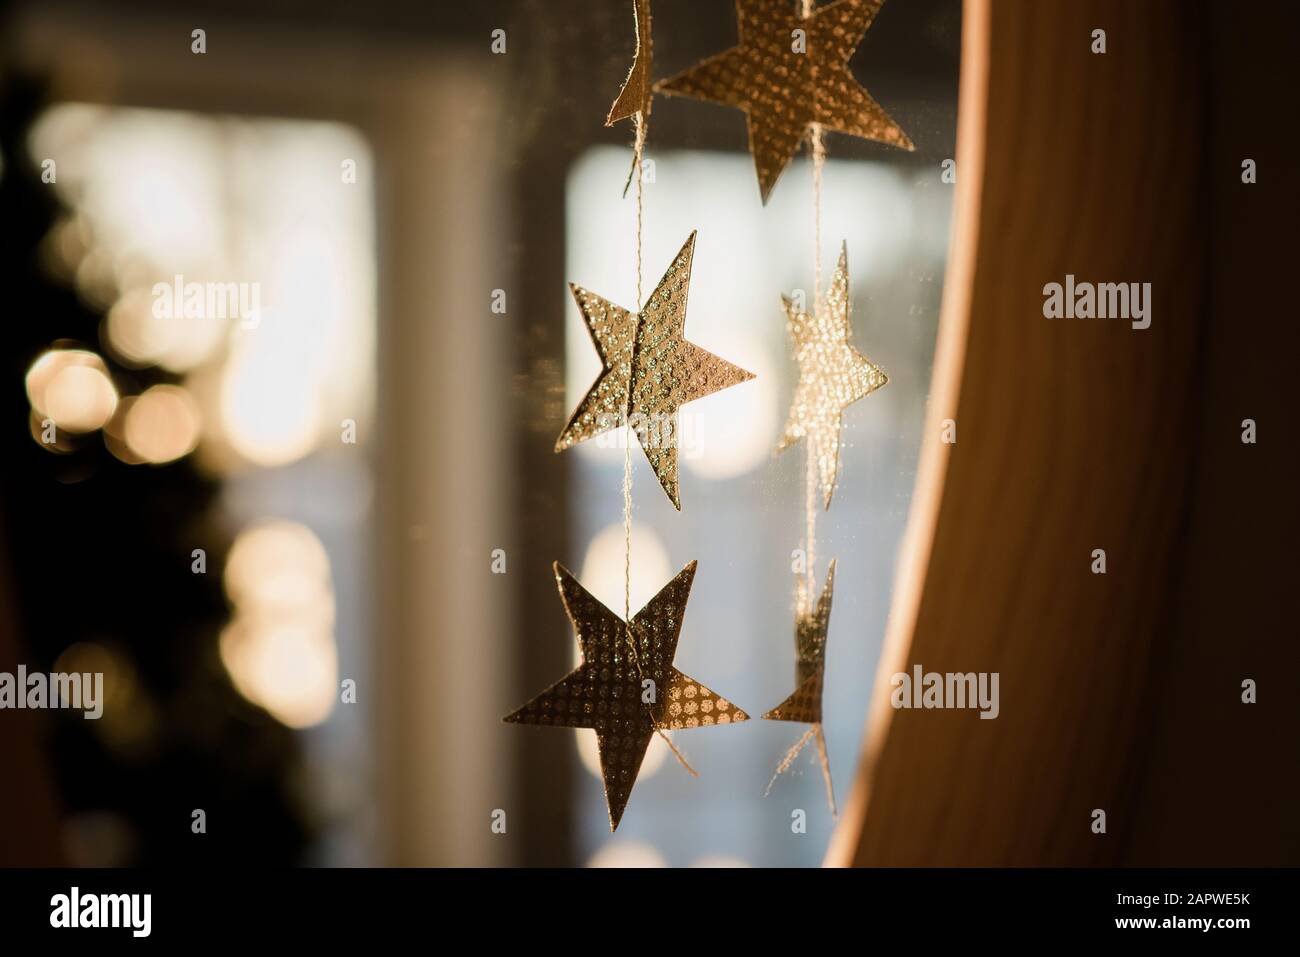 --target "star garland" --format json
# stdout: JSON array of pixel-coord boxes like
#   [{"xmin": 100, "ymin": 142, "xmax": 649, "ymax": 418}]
[
  {"xmin": 507, "ymin": 0, "xmax": 907, "ymax": 835},
  {"xmin": 506, "ymin": 1, "xmax": 758, "ymax": 835}
]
